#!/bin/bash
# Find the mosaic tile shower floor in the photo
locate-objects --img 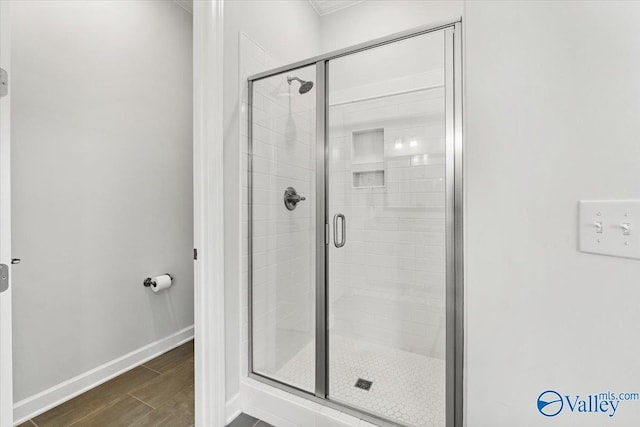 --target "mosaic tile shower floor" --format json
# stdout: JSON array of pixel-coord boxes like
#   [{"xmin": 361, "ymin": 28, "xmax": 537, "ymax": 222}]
[{"xmin": 276, "ymin": 335, "xmax": 445, "ymax": 427}]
